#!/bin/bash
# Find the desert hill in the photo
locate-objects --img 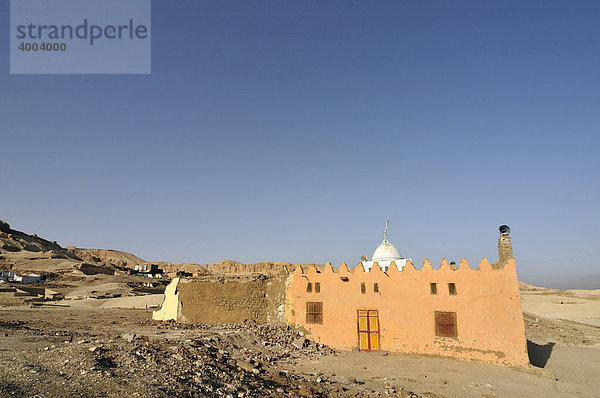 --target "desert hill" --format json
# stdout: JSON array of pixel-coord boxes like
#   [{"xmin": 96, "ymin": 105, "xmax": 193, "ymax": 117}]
[
  {"xmin": 0, "ymin": 220, "xmax": 76, "ymax": 259},
  {"xmin": 184, "ymin": 260, "xmax": 313, "ymax": 276},
  {"xmin": 0, "ymin": 220, "xmax": 90, "ymax": 274},
  {"xmin": 0, "ymin": 219, "xmax": 323, "ymax": 305},
  {"xmin": 69, "ymin": 248, "xmax": 147, "ymax": 268},
  {"xmin": 0, "ymin": 220, "xmax": 164, "ymax": 302},
  {"xmin": 519, "ymin": 281, "xmax": 600, "ymax": 301},
  {"xmin": 0, "ymin": 219, "xmax": 318, "ymax": 281}
]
